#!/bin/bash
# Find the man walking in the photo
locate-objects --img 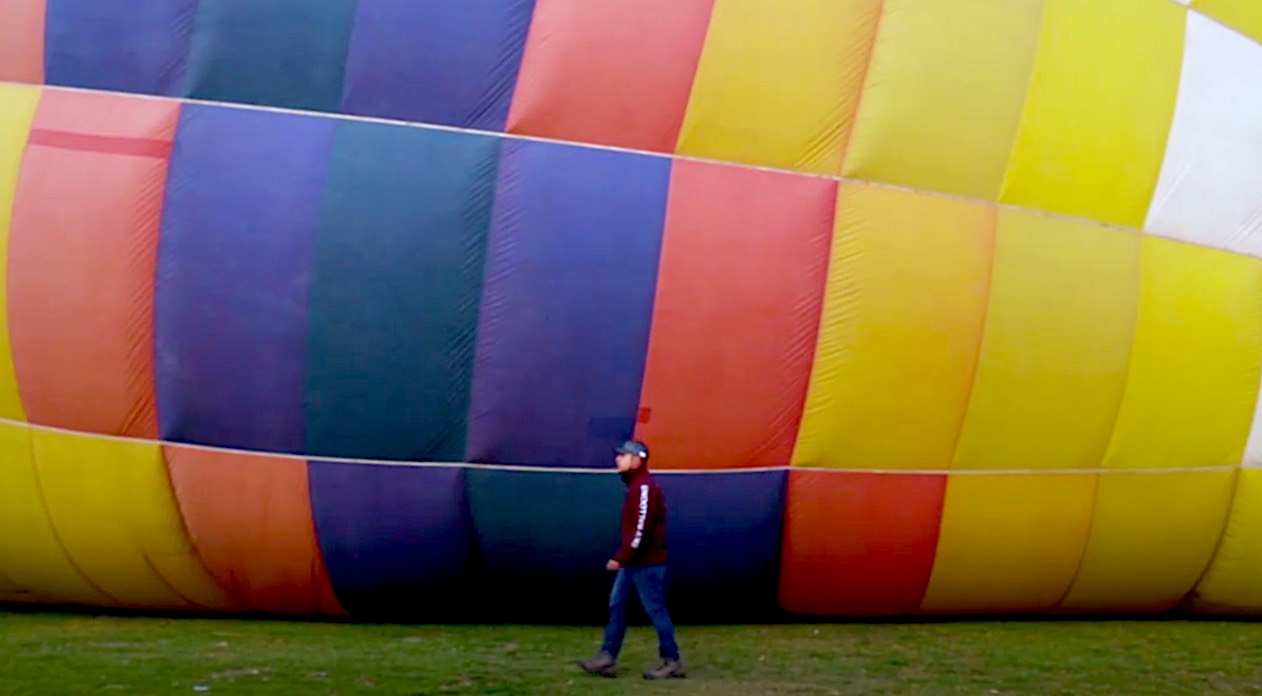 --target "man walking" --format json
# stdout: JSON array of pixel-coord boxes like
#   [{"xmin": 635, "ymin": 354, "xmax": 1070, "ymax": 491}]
[{"xmin": 578, "ymin": 439, "xmax": 685, "ymax": 679}]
